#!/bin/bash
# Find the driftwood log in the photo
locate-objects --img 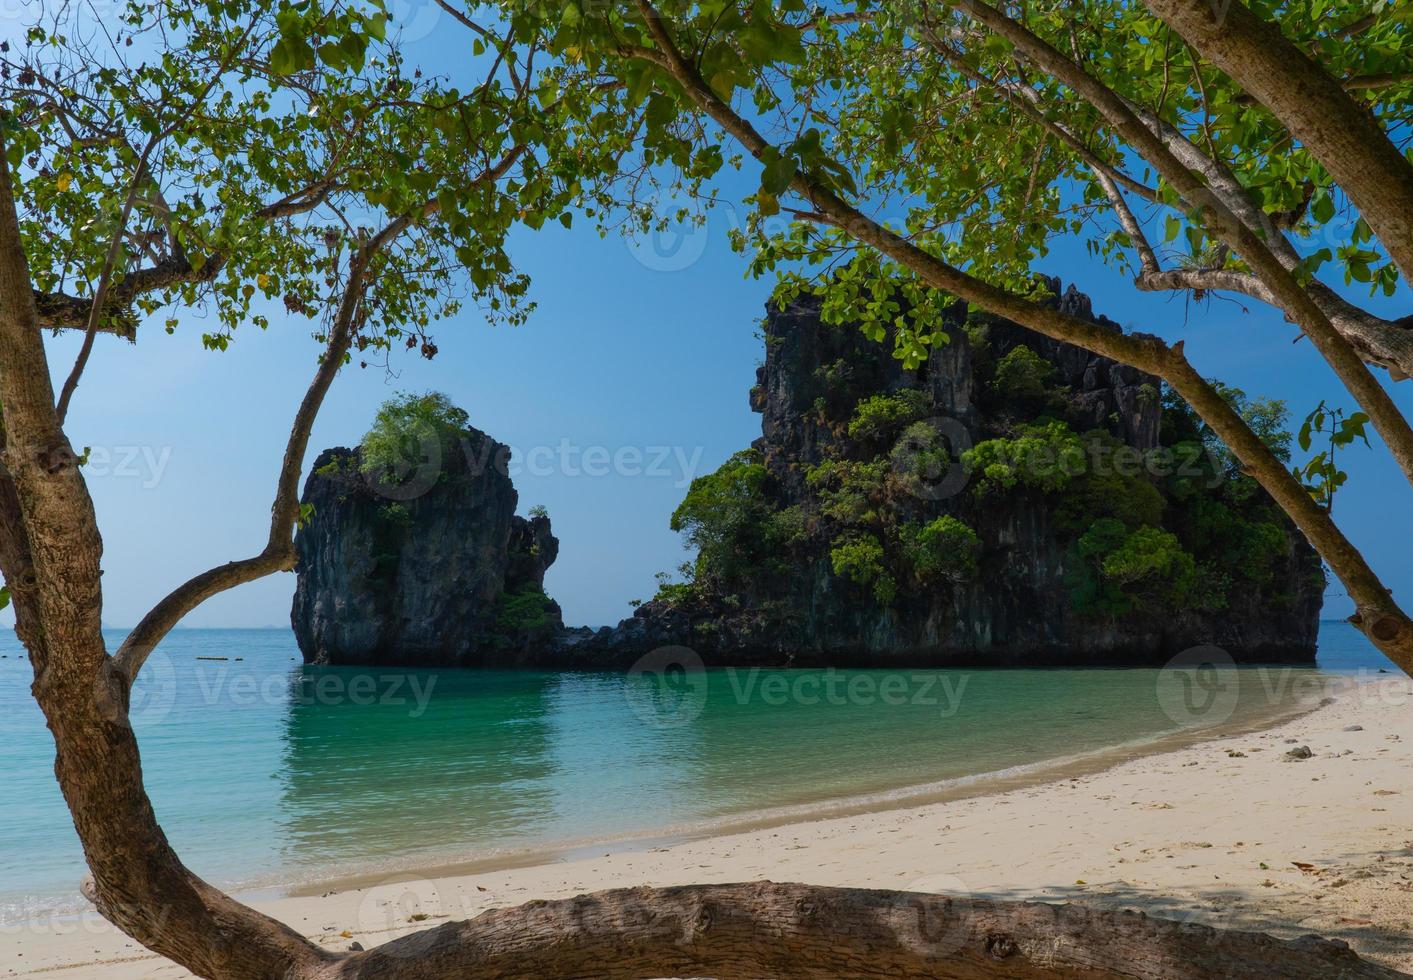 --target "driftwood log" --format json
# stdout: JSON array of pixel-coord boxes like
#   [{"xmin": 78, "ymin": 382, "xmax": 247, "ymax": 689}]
[{"xmin": 319, "ymin": 881, "xmax": 1407, "ymax": 979}]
